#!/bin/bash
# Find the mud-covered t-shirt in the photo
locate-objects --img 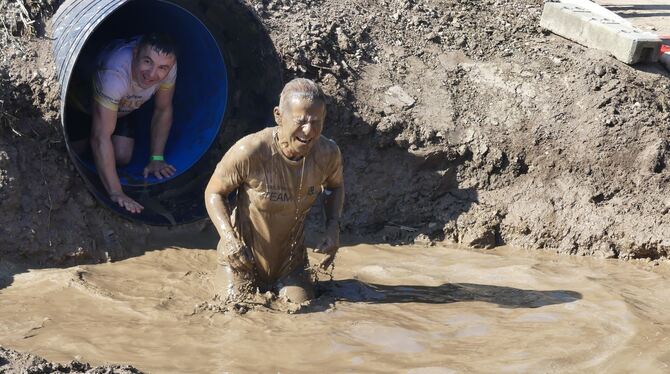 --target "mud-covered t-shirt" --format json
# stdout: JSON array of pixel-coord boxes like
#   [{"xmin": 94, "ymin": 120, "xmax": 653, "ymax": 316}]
[
  {"xmin": 92, "ymin": 36, "xmax": 177, "ymax": 117},
  {"xmin": 213, "ymin": 127, "xmax": 344, "ymax": 282}
]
